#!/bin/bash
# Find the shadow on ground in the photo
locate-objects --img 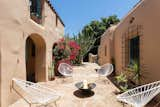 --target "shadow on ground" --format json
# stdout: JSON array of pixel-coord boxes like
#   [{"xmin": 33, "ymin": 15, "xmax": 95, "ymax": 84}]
[{"xmin": 73, "ymin": 90, "xmax": 95, "ymax": 98}]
